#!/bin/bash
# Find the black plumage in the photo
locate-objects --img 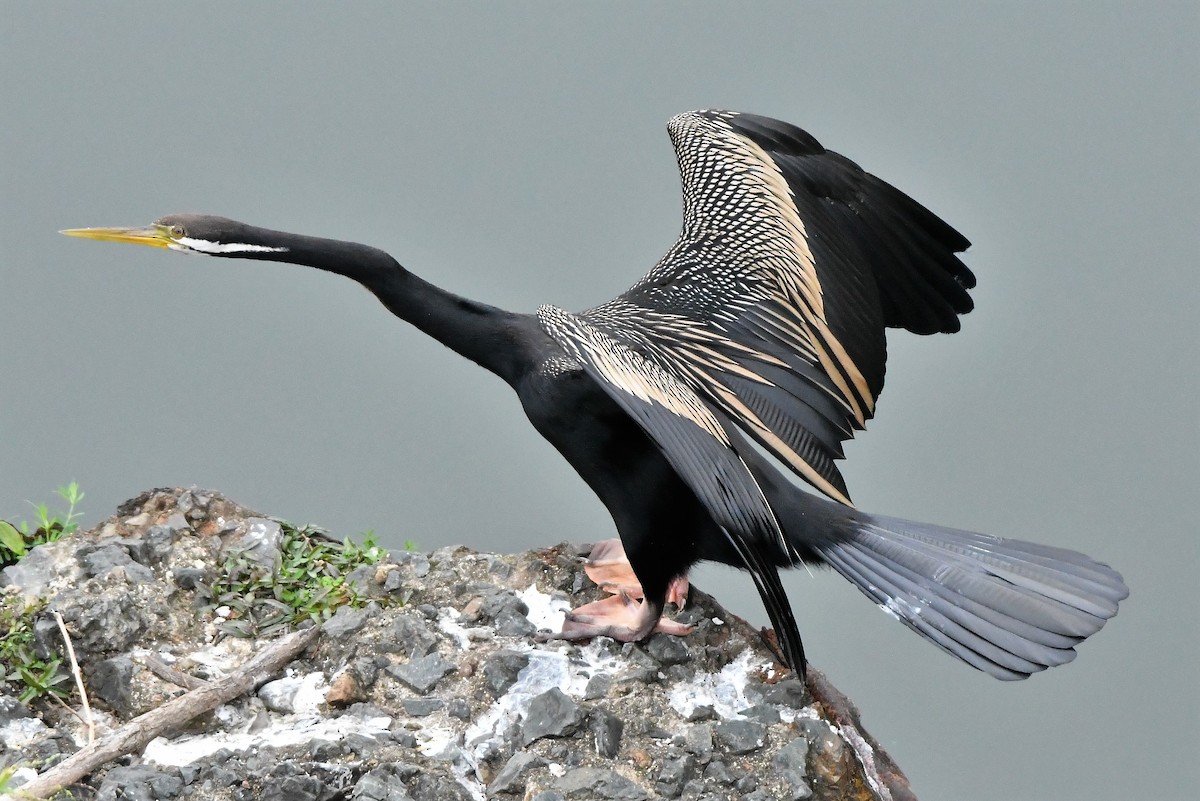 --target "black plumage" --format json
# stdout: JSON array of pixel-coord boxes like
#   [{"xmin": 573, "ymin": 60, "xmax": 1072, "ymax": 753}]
[{"xmin": 63, "ymin": 110, "xmax": 1126, "ymax": 680}]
